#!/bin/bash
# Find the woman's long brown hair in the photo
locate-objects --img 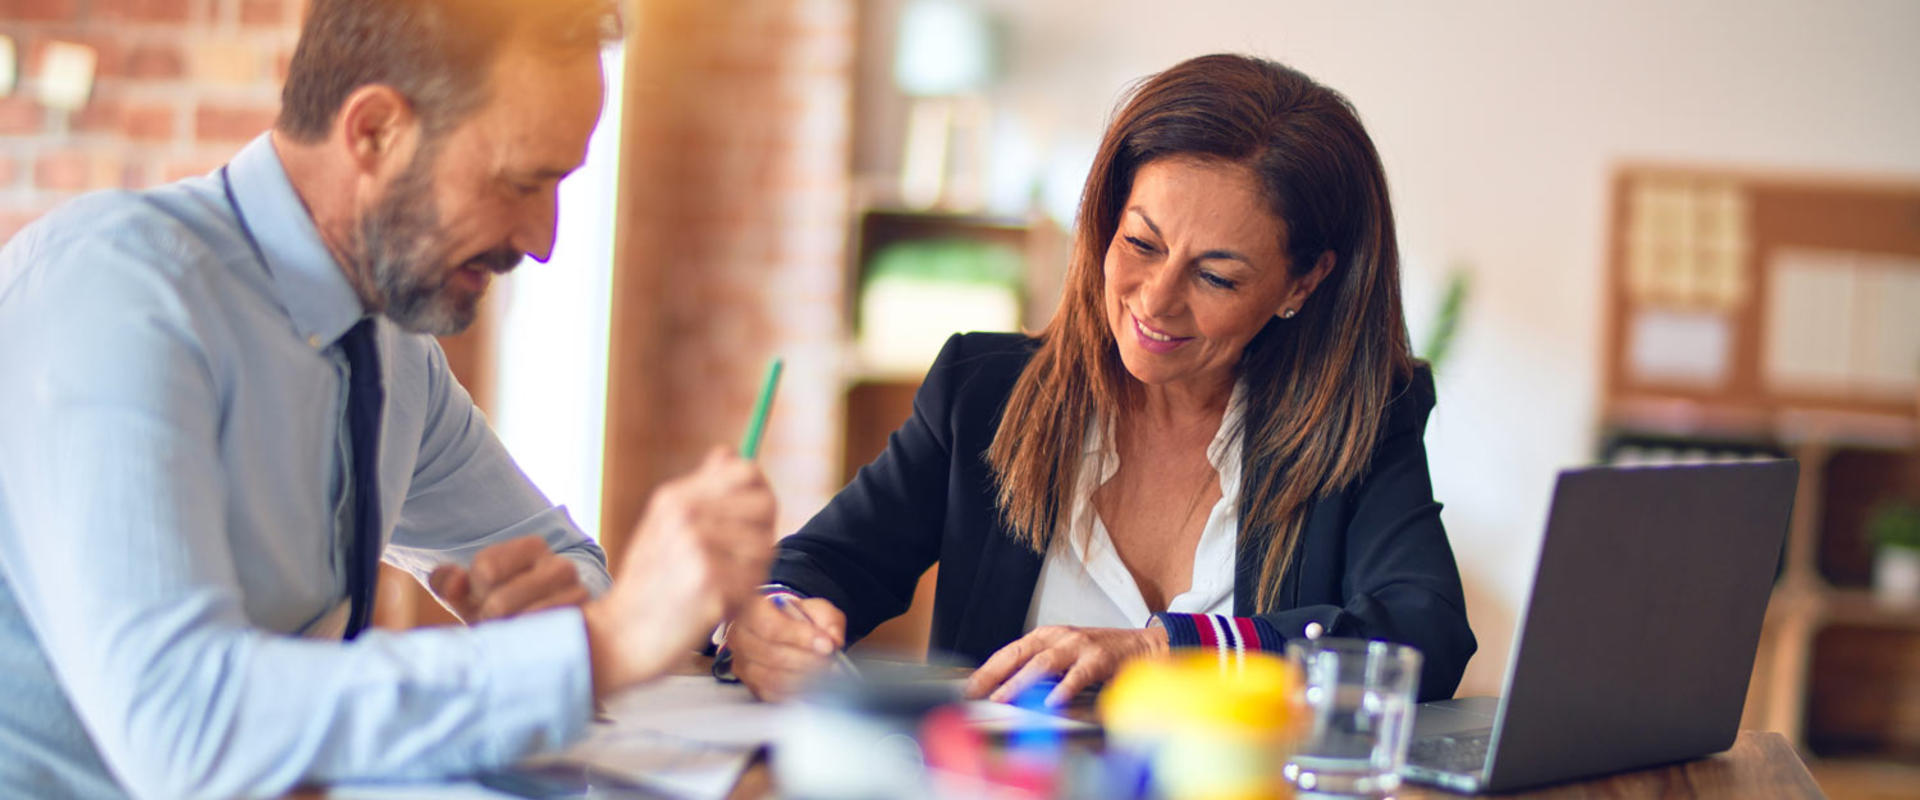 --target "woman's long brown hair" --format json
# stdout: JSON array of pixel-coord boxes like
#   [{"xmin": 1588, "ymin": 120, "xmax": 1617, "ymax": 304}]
[{"xmin": 985, "ymin": 54, "xmax": 1415, "ymax": 611}]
